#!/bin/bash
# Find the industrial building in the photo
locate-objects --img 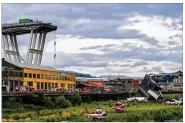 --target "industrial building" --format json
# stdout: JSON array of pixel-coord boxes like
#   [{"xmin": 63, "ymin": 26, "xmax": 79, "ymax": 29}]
[
  {"xmin": 76, "ymin": 77, "xmax": 105, "ymax": 92},
  {"xmin": 153, "ymin": 71, "xmax": 183, "ymax": 92},
  {"xmin": 2, "ymin": 58, "xmax": 76, "ymax": 92},
  {"xmin": 103, "ymin": 75, "xmax": 135, "ymax": 92}
]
